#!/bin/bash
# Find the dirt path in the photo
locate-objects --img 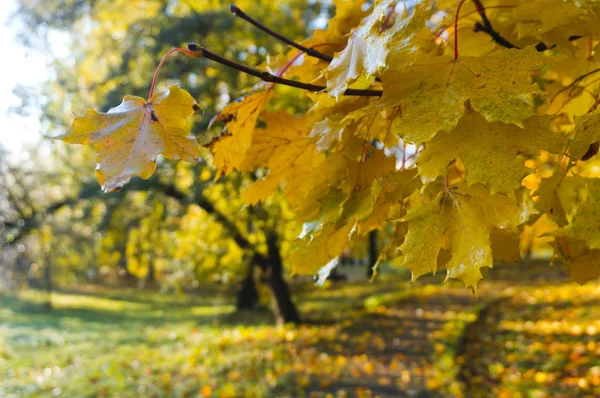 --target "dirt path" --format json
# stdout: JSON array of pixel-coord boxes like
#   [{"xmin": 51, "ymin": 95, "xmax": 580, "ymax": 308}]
[
  {"xmin": 458, "ymin": 283, "xmax": 600, "ymax": 398},
  {"xmin": 278, "ymin": 284, "xmax": 487, "ymax": 397},
  {"xmin": 279, "ymin": 262, "xmax": 588, "ymax": 398}
]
